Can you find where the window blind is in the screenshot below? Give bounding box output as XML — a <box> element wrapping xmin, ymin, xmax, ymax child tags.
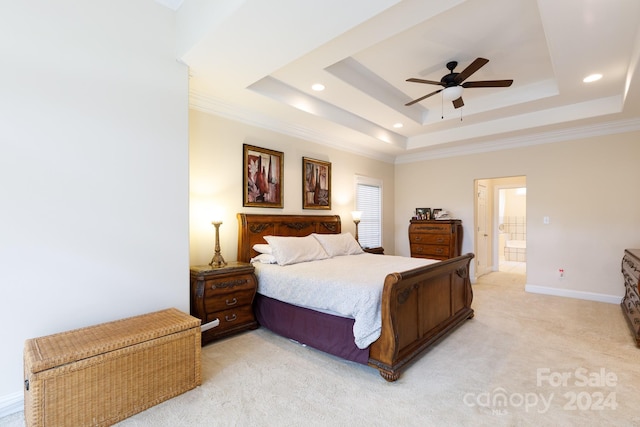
<box><xmin>355</xmin><ymin>177</ymin><xmax>382</xmax><ymax>248</ymax></box>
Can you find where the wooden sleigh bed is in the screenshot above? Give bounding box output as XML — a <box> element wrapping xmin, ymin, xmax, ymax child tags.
<box><xmin>237</xmin><ymin>213</ymin><xmax>474</xmax><ymax>381</ymax></box>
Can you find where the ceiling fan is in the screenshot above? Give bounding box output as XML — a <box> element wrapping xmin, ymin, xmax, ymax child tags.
<box><xmin>405</xmin><ymin>57</ymin><xmax>513</xmax><ymax>108</ymax></box>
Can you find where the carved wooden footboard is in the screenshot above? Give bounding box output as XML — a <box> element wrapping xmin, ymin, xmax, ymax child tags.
<box><xmin>237</xmin><ymin>213</ymin><xmax>474</xmax><ymax>381</ymax></box>
<box><xmin>368</xmin><ymin>253</ymin><xmax>474</xmax><ymax>381</ymax></box>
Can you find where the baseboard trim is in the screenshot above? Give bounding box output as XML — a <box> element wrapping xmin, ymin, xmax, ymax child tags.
<box><xmin>0</xmin><ymin>391</ymin><xmax>23</xmax><ymax>419</ymax></box>
<box><xmin>525</xmin><ymin>284</ymin><xmax>622</xmax><ymax>304</ymax></box>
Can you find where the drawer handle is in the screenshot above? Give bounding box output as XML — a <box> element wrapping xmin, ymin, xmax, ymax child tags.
<box><xmin>436</xmin><ymin>238</ymin><xmax>444</xmax><ymax>243</ymax></box>
<box><xmin>225</xmin><ymin>313</ymin><xmax>237</xmax><ymax>322</ymax></box>
<box><xmin>415</xmin><ymin>236</ymin><xmax>422</xmax><ymax>241</ymax></box>
<box><xmin>225</xmin><ymin>297</ymin><xmax>238</xmax><ymax>306</ymax></box>
<box><xmin>435</xmin><ymin>248</ymin><xmax>443</xmax><ymax>254</ymax></box>
<box><xmin>416</xmin><ymin>247</ymin><xmax>423</xmax><ymax>252</ymax></box>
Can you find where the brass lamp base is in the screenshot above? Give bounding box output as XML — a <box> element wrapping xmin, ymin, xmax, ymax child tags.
<box><xmin>208</xmin><ymin>221</ymin><xmax>227</xmax><ymax>268</ymax></box>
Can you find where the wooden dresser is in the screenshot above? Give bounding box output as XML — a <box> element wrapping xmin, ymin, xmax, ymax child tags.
<box><xmin>190</xmin><ymin>262</ymin><xmax>258</xmax><ymax>345</ymax></box>
<box><xmin>409</xmin><ymin>219</ymin><xmax>462</xmax><ymax>260</ymax></box>
<box><xmin>621</xmin><ymin>249</ymin><xmax>640</xmax><ymax>346</ymax></box>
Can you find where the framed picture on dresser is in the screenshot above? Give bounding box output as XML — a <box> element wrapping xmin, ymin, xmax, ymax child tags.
<box><xmin>416</xmin><ymin>207</ymin><xmax>431</xmax><ymax>220</ymax></box>
<box><xmin>243</xmin><ymin>144</ymin><xmax>283</xmax><ymax>208</ymax></box>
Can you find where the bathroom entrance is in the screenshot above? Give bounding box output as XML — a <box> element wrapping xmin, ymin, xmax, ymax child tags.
<box><xmin>474</xmin><ymin>176</ymin><xmax>526</xmax><ymax>279</ymax></box>
<box><xmin>497</xmin><ymin>185</ymin><xmax>527</xmax><ymax>275</ymax></box>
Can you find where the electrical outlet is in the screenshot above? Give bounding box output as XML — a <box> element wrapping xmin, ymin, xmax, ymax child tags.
<box><xmin>558</xmin><ymin>268</ymin><xmax>564</xmax><ymax>279</ymax></box>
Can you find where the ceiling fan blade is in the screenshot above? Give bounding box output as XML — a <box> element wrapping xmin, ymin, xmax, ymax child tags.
<box><xmin>406</xmin><ymin>78</ymin><xmax>445</xmax><ymax>86</ymax></box>
<box><xmin>405</xmin><ymin>89</ymin><xmax>443</xmax><ymax>106</ymax></box>
<box><xmin>462</xmin><ymin>80</ymin><xmax>513</xmax><ymax>88</ymax></box>
<box><xmin>452</xmin><ymin>97</ymin><xmax>464</xmax><ymax>109</ymax></box>
<box><xmin>454</xmin><ymin>57</ymin><xmax>489</xmax><ymax>84</ymax></box>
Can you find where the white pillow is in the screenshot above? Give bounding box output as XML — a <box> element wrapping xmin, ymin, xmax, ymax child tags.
<box><xmin>252</xmin><ymin>243</ymin><xmax>272</xmax><ymax>254</ymax></box>
<box><xmin>312</xmin><ymin>233</ymin><xmax>364</xmax><ymax>257</ymax></box>
<box><xmin>263</xmin><ymin>235</ymin><xmax>329</xmax><ymax>266</ymax></box>
<box><xmin>250</xmin><ymin>253</ymin><xmax>278</xmax><ymax>264</ymax></box>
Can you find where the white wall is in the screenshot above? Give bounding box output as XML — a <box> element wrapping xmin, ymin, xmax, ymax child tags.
<box><xmin>0</xmin><ymin>0</ymin><xmax>189</xmax><ymax>410</ymax></box>
<box><xmin>395</xmin><ymin>134</ymin><xmax>640</xmax><ymax>300</ymax></box>
<box><xmin>188</xmin><ymin>110</ymin><xmax>396</xmax><ymax>265</ymax></box>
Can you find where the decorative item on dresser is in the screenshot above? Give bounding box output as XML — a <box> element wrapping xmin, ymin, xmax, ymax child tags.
<box><xmin>190</xmin><ymin>262</ymin><xmax>258</xmax><ymax>345</ymax></box>
<box><xmin>409</xmin><ymin>219</ymin><xmax>462</xmax><ymax>260</ymax></box>
<box><xmin>621</xmin><ymin>249</ymin><xmax>640</xmax><ymax>346</ymax></box>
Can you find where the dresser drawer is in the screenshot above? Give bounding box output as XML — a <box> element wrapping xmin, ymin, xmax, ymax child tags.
<box><xmin>409</xmin><ymin>233</ymin><xmax>451</xmax><ymax>245</ymax></box>
<box><xmin>410</xmin><ymin>244</ymin><xmax>450</xmax><ymax>258</ymax></box>
<box><xmin>623</xmin><ymin>253</ymin><xmax>640</xmax><ymax>283</ymax></box>
<box><xmin>204</xmin><ymin>287</ymin><xmax>255</xmax><ymax>313</ymax></box>
<box><xmin>409</xmin><ymin>223</ymin><xmax>452</xmax><ymax>234</ymax></box>
<box><xmin>205</xmin><ymin>306</ymin><xmax>255</xmax><ymax>333</ymax></box>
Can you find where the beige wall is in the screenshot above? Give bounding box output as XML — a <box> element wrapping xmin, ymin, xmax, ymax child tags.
<box><xmin>189</xmin><ymin>110</ymin><xmax>396</xmax><ymax>265</ymax></box>
<box><xmin>190</xmin><ymin>111</ymin><xmax>640</xmax><ymax>301</ymax></box>
<box><xmin>395</xmin><ymin>133</ymin><xmax>640</xmax><ymax>300</ymax></box>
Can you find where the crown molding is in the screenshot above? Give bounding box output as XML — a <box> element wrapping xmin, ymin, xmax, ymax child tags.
<box><xmin>189</xmin><ymin>90</ymin><xmax>396</xmax><ymax>163</ymax></box>
<box><xmin>190</xmin><ymin>90</ymin><xmax>640</xmax><ymax>165</ymax></box>
<box><xmin>394</xmin><ymin>117</ymin><xmax>640</xmax><ymax>163</ymax></box>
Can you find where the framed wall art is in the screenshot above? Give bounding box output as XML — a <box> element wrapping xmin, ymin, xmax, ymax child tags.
<box><xmin>302</xmin><ymin>157</ymin><xmax>331</xmax><ymax>210</ymax></box>
<box><xmin>243</xmin><ymin>144</ymin><xmax>283</xmax><ymax>208</ymax></box>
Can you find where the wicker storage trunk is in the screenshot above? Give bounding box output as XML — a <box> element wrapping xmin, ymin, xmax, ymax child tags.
<box><xmin>24</xmin><ymin>308</ymin><xmax>201</xmax><ymax>427</ymax></box>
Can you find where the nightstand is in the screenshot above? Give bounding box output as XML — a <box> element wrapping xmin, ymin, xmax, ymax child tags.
<box><xmin>363</xmin><ymin>247</ymin><xmax>385</xmax><ymax>255</ymax></box>
<box><xmin>190</xmin><ymin>261</ymin><xmax>258</xmax><ymax>345</ymax></box>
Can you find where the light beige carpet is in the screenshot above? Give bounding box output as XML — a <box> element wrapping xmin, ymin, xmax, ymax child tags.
<box><xmin>3</xmin><ymin>272</ymin><xmax>639</xmax><ymax>426</ymax></box>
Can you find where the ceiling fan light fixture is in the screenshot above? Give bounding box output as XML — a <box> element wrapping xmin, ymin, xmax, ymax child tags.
<box><xmin>443</xmin><ymin>85</ymin><xmax>463</xmax><ymax>101</ymax></box>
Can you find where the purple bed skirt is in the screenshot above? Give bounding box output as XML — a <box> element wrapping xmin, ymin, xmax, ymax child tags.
<box><xmin>254</xmin><ymin>293</ymin><xmax>370</xmax><ymax>365</ymax></box>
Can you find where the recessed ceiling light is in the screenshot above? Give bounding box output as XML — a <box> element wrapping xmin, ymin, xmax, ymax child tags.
<box><xmin>311</xmin><ymin>83</ymin><xmax>325</xmax><ymax>91</ymax></box>
<box><xmin>393</xmin><ymin>123</ymin><xmax>403</xmax><ymax>128</ymax></box>
<box><xmin>583</xmin><ymin>73</ymin><xmax>602</xmax><ymax>83</ymax></box>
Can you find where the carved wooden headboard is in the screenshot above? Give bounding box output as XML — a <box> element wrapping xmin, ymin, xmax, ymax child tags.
<box><xmin>236</xmin><ymin>213</ymin><xmax>342</xmax><ymax>262</ymax></box>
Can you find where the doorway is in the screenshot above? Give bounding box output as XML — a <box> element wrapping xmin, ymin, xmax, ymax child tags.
<box><xmin>474</xmin><ymin>176</ymin><xmax>527</xmax><ymax>279</ymax></box>
<box><xmin>497</xmin><ymin>186</ymin><xmax>527</xmax><ymax>275</ymax></box>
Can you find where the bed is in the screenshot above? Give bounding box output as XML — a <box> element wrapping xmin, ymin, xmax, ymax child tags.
<box><xmin>237</xmin><ymin>213</ymin><xmax>474</xmax><ymax>381</ymax></box>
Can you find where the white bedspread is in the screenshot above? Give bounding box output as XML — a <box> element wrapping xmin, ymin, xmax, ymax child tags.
<box><xmin>253</xmin><ymin>253</ymin><xmax>438</xmax><ymax>349</ymax></box>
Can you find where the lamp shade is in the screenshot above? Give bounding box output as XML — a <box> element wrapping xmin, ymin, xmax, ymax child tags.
<box><xmin>351</xmin><ymin>211</ymin><xmax>362</xmax><ymax>221</ymax></box>
<box><xmin>442</xmin><ymin>85</ymin><xmax>463</xmax><ymax>101</ymax></box>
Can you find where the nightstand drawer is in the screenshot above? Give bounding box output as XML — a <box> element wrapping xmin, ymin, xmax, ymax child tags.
<box><xmin>205</xmin><ymin>273</ymin><xmax>256</xmax><ymax>292</ymax></box>
<box><xmin>206</xmin><ymin>306</ymin><xmax>255</xmax><ymax>333</ymax></box>
<box><xmin>204</xmin><ymin>287</ymin><xmax>255</xmax><ymax>313</ymax></box>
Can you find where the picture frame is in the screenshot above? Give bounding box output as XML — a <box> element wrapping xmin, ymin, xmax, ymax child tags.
<box><xmin>243</xmin><ymin>144</ymin><xmax>283</xmax><ymax>208</ymax></box>
<box><xmin>302</xmin><ymin>157</ymin><xmax>331</xmax><ymax>210</ymax></box>
<box><xmin>432</xmin><ymin>208</ymin><xmax>442</xmax><ymax>219</ymax></box>
<box><xmin>415</xmin><ymin>207</ymin><xmax>431</xmax><ymax>220</ymax></box>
